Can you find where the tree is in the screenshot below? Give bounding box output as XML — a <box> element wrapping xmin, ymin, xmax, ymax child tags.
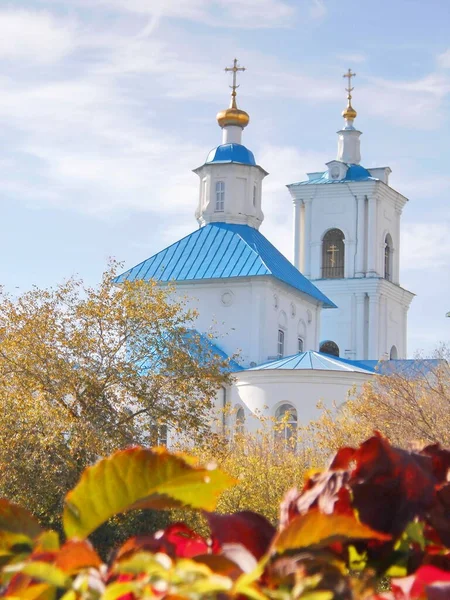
<box><xmin>303</xmin><ymin>349</ymin><xmax>450</xmax><ymax>457</ymax></box>
<box><xmin>0</xmin><ymin>261</ymin><xmax>231</xmax><ymax>526</ymax></box>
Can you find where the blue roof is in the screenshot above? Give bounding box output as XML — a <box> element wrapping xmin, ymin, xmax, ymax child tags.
<box><xmin>358</xmin><ymin>359</ymin><xmax>447</xmax><ymax>378</ymax></box>
<box><xmin>184</xmin><ymin>330</ymin><xmax>243</xmax><ymax>373</ymax></box>
<box><xmin>245</xmin><ymin>351</ymin><xmax>375</xmax><ymax>374</ymax></box>
<box><xmin>205</xmin><ymin>143</ymin><xmax>256</xmax><ymax>166</ymax></box>
<box><xmin>290</xmin><ymin>163</ymin><xmax>376</xmax><ymax>186</ymax></box>
<box><xmin>137</xmin><ymin>329</ymin><xmax>243</xmax><ymax>376</ymax></box>
<box><xmin>114</xmin><ymin>222</ymin><xmax>336</xmax><ymax>308</ymax></box>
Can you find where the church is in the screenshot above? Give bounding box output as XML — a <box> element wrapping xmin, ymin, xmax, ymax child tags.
<box><xmin>114</xmin><ymin>61</ymin><xmax>416</xmax><ymax>434</ymax></box>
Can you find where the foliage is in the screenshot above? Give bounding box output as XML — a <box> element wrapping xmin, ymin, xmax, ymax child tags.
<box><xmin>303</xmin><ymin>353</ymin><xmax>450</xmax><ymax>458</ymax></box>
<box><xmin>1</xmin><ymin>435</ymin><xmax>450</xmax><ymax>598</ymax></box>
<box><xmin>175</xmin><ymin>423</ymin><xmax>320</xmax><ymax>527</ymax></box>
<box><xmin>0</xmin><ymin>262</ymin><xmax>231</xmax><ymax>528</ymax></box>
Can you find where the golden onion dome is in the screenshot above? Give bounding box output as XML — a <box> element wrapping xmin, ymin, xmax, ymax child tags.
<box><xmin>217</xmin><ymin>93</ymin><xmax>249</xmax><ymax>128</ymax></box>
<box><xmin>342</xmin><ymin>101</ymin><xmax>357</xmax><ymax>120</ymax></box>
<box><xmin>217</xmin><ymin>106</ymin><xmax>250</xmax><ymax>128</ymax></box>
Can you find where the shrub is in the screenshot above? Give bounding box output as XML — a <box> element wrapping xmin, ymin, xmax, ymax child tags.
<box><xmin>1</xmin><ymin>434</ymin><xmax>450</xmax><ymax>599</ymax></box>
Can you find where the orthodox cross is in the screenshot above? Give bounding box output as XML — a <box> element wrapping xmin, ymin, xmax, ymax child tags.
<box><xmin>225</xmin><ymin>58</ymin><xmax>246</xmax><ymax>107</ymax></box>
<box><xmin>327</xmin><ymin>244</ymin><xmax>339</xmax><ymax>267</ymax></box>
<box><xmin>343</xmin><ymin>68</ymin><xmax>356</xmax><ymax>100</ymax></box>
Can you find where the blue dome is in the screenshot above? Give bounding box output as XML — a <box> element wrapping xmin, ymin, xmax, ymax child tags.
<box><xmin>206</xmin><ymin>143</ymin><xmax>256</xmax><ymax>166</ymax></box>
<box><xmin>345</xmin><ymin>164</ymin><xmax>372</xmax><ymax>181</ymax></box>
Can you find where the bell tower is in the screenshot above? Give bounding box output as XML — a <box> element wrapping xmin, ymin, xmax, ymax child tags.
<box><xmin>287</xmin><ymin>71</ymin><xmax>414</xmax><ymax>360</ymax></box>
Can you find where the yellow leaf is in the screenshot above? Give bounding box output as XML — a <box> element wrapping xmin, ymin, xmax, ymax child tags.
<box><xmin>273</xmin><ymin>510</ymin><xmax>390</xmax><ymax>552</ymax></box>
<box><xmin>63</xmin><ymin>447</ymin><xmax>236</xmax><ymax>539</ymax></box>
<box><xmin>21</xmin><ymin>562</ymin><xmax>69</xmax><ymax>589</ymax></box>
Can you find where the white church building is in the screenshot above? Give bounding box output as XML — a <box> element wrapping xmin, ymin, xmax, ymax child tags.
<box><xmin>115</xmin><ymin>62</ymin><xmax>416</xmax><ymax>434</ymax></box>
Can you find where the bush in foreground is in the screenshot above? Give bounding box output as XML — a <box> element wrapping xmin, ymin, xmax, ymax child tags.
<box><xmin>1</xmin><ymin>434</ymin><xmax>450</xmax><ymax>599</ymax></box>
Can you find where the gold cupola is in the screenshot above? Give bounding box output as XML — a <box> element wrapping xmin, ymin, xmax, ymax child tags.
<box><xmin>342</xmin><ymin>68</ymin><xmax>357</xmax><ymax>121</ymax></box>
<box><xmin>217</xmin><ymin>96</ymin><xmax>250</xmax><ymax>128</ymax></box>
<box><xmin>342</xmin><ymin>100</ymin><xmax>357</xmax><ymax>121</ymax></box>
<box><xmin>217</xmin><ymin>59</ymin><xmax>250</xmax><ymax>129</ymax></box>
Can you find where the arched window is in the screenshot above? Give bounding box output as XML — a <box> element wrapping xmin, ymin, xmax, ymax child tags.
<box><xmin>277</xmin><ymin>329</ymin><xmax>285</xmax><ymax>359</ymax></box>
<box><xmin>298</xmin><ymin>337</ymin><xmax>304</xmax><ymax>352</ymax></box>
<box><xmin>390</xmin><ymin>345</ymin><xmax>398</xmax><ymax>359</ymax></box>
<box><xmin>215</xmin><ymin>181</ymin><xmax>225</xmax><ymax>212</ymax></box>
<box><xmin>235</xmin><ymin>407</ymin><xmax>245</xmax><ymax>435</ymax></box>
<box><xmin>320</xmin><ymin>340</ymin><xmax>340</xmax><ymax>357</ymax></box>
<box><xmin>384</xmin><ymin>234</ymin><xmax>393</xmax><ymax>281</ymax></box>
<box><xmin>253</xmin><ymin>184</ymin><xmax>257</xmax><ymax>207</ymax></box>
<box><xmin>322</xmin><ymin>229</ymin><xmax>345</xmax><ymax>278</ymax></box>
<box><xmin>275</xmin><ymin>403</ymin><xmax>297</xmax><ymax>442</ymax></box>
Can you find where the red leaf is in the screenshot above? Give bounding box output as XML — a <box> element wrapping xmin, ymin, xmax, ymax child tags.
<box><xmin>391</xmin><ymin>566</ymin><xmax>450</xmax><ymax>599</ymax></box>
<box><xmin>116</xmin><ymin>523</ymin><xmax>214</xmax><ymax>561</ymax></box>
<box><xmin>206</xmin><ymin>511</ymin><xmax>275</xmax><ymax>560</ymax></box>
<box><xmin>421</xmin><ymin>444</ymin><xmax>450</xmax><ymax>483</ymax></box>
<box><xmin>279</xmin><ymin>471</ymin><xmax>353</xmax><ymax>529</ymax></box>
<box><xmin>330</xmin><ymin>446</ymin><xmax>356</xmax><ymax>469</ymax></box>
<box><xmin>350</xmin><ymin>434</ymin><xmax>437</xmax><ymax>535</ymax></box>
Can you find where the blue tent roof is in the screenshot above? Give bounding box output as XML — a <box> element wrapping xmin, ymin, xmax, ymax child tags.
<box><xmin>245</xmin><ymin>351</ymin><xmax>376</xmax><ymax>374</ymax></box>
<box><xmin>205</xmin><ymin>143</ymin><xmax>256</xmax><ymax>166</ymax></box>
<box><xmin>114</xmin><ymin>222</ymin><xmax>336</xmax><ymax>308</ymax></box>
<box><xmin>290</xmin><ymin>163</ymin><xmax>376</xmax><ymax>186</ymax></box>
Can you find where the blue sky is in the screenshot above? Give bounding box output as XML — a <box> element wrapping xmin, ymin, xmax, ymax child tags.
<box><xmin>0</xmin><ymin>0</ymin><xmax>449</xmax><ymax>356</ymax></box>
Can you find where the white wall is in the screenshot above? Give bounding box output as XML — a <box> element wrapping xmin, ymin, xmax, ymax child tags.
<box><xmin>174</xmin><ymin>277</ymin><xmax>321</xmax><ymax>367</ymax></box>
<box><xmin>228</xmin><ymin>369</ymin><xmax>373</xmax><ymax>429</ymax></box>
<box><xmin>194</xmin><ymin>162</ymin><xmax>267</xmax><ymax>229</ymax></box>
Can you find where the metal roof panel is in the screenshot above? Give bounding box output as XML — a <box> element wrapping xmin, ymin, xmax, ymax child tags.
<box><xmin>114</xmin><ymin>223</ymin><xmax>336</xmax><ymax>308</ymax></box>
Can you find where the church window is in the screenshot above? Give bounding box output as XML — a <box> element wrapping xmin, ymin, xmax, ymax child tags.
<box><xmin>215</xmin><ymin>181</ymin><xmax>225</xmax><ymax>212</ymax></box>
<box><xmin>253</xmin><ymin>184</ymin><xmax>257</xmax><ymax>207</ymax></box>
<box><xmin>298</xmin><ymin>337</ymin><xmax>304</xmax><ymax>353</ymax></box>
<box><xmin>275</xmin><ymin>403</ymin><xmax>297</xmax><ymax>443</ymax></box>
<box><xmin>277</xmin><ymin>329</ymin><xmax>285</xmax><ymax>359</ymax></box>
<box><xmin>322</xmin><ymin>229</ymin><xmax>345</xmax><ymax>278</ymax></box>
<box><xmin>320</xmin><ymin>340</ymin><xmax>340</xmax><ymax>357</ymax></box>
<box><xmin>384</xmin><ymin>234</ymin><xmax>393</xmax><ymax>281</ymax></box>
<box><xmin>235</xmin><ymin>407</ymin><xmax>245</xmax><ymax>435</ymax></box>
<box><xmin>390</xmin><ymin>345</ymin><xmax>398</xmax><ymax>359</ymax></box>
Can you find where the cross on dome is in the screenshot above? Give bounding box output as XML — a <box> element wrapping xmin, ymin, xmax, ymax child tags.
<box><xmin>342</xmin><ymin>68</ymin><xmax>357</xmax><ymax>121</ymax></box>
<box><xmin>216</xmin><ymin>58</ymin><xmax>250</xmax><ymax>130</ymax></box>
<box><xmin>225</xmin><ymin>58</ymin><xmax>246</xmax><ymax>109</ymax></box>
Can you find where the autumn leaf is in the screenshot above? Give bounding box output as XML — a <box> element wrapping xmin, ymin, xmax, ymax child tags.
<box><xmin>63</xmin><ymin>447</ymin><xmax>236</xmax><ymax>539</ymax></box>
<box><xmin>55</xmin><ymin>540</ymin><xmax>102</xmax><ymax>573</ymax></box>
<box><xmin>0</xmin><ymin>499</ymin><xmax>42</xmax><ymax>539</ymax></box>
<box><xmin>273</xmin><ymin>509</ymin><xmax>390</xmax><ymax>553</ymax></box>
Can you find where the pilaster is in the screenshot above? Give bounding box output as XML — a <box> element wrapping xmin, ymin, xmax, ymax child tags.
<box><xmin>355</xmin><ymin>195</ymin><xmax>366</xmax><ymax>277</ymax></box>
<box><xmin>367</xmin><ymin>195</ymin><xmax>379</xmax><ymax>277</ymax></box>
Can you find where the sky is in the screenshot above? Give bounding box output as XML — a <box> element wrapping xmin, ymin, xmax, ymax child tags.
<box><xmin>0</xmin><ymin>0</ymin><xmax>449</xmax><ymax>356</ymax></box>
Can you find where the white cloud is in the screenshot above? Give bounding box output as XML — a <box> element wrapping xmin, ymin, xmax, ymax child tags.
<box><xmin>0</xmin><ymin>9</ymin><xmax>76</xmax><ymax>63</ymax></box>
<box><xmin>357</xmin><ymin>73</ymin><xmax>450</xmax><ymax>128</ymax></box>
<box><xmin>437</xmin><ymin>48</ymin><xmax>450</xmax><ymax>69</ymax></box>
<box><xmin>401</xmin><ymin>223</ymin><xmax>450</xmax><ymax>270</ymax></box>
<box><xmin>71</xmin><ymin>0</ymin><xmax>296</xmax><ymax>29</ymax></box>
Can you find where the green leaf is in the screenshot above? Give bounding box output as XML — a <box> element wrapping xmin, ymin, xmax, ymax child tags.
<box><xmin>103</xmin><ymin>582</ymin><xmax>138</xmax><ymax>600</ymax></box>
<box><xmin>273</xmin><ymin>510</ymin><xmax>391</xmax><ymax>553</ymax></box>
<box><xmin>0</xmin><ymin>499</ymin><xmax>42</xmax><ymax>539</ymax></box>
<box><xmin>21</xmin><ymin>562</ymin><xmax>70</xmax><ymax>589</ymax></box>
<box><xmin>63</xmin><ymin>447</ymin><xmax>236</xmax><ymax>539</ymax></box>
